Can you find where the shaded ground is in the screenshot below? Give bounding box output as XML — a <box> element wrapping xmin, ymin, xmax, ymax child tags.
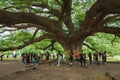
<box><xmin>0</xmin><ymin>61</ymin><xmax>120</xmax><ymax>80</ymax></box>
<box><xmin>0</xmin><ymin>60</ymin><xmax>26</xmax><ymax>78</ymax></box>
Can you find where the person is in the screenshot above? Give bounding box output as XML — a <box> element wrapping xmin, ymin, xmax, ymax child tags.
<box><xmin>0</xmin><ymin>54</ymin><xmax>4</xmax><ymax>61</ymax></box>
<box><xmin>94</xmin><ymin>52</ymin><xmax>100</xmax><ymax>65</ymax></box>
<box><xmin>44</xmin><ymin>51</ymin><xmax>50</xmax><ymax>66</ymax></box>
<box><xmin>57</xmin><ymin>51</ymin><xmax>63</xmax><ymax>66</ymax></box>
<box><xmin>102</xmin><ymin>51</ymin><xmax>107</xmax><ymax>65</ymax></box>
<box><xmin>75</xmin><ymin>52</ymin><xmax>80</xmax><ymax>62</ymax></box>
<box><xmin>83</xmin><ymin>53</ymin><xmax>86</xmax><ymax>66</ymax></box>
<box><xmin>88</xmin><ymin>52</ymin><xmax>92</xmax><ymax>66</ymax></box>
<box><xmin>24</xmin><ymin>53</ymin><xmax>28</xmax><ymax>64</ymax></box>
<box><xmin>26</xmin><ymin>54</ymin><xmax>30</xmax><ymax>65</ymax></box>
<box><xmin>99</xmin><ymin>52</ymin><xmax>102</xmax><ymax>61</ymax></box>
<box><xmin>69</xmin><ymin>50</ymin><xmax>74</xmax><ymax>65</ymax></box>
<box><xmin>80</xmin><ymin>53</ymin><xmax>86</xmax><ymax>66</ymax></box>
<box><xmin>21</xmin><ymin>53</ymin><xmax>25</xmax><ymax>64</ymax></box>
<box><xmin>33</xmin><ymin>53</ymin><xmax>38</xmax><ymax>70</ymax></box>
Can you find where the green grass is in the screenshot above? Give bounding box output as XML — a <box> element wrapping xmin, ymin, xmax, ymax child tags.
<box><xmin>107</xmin><ymin>55</ymin><xmax>120</xmax><ymax>61</ymax></box>
<box><xmin>2</xmin><ymin>57</ymin><xmax>21</xmax><ymax>61</ymax></box>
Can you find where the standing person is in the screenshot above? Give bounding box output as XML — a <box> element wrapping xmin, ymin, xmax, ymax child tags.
<box><xmin>94</xmin><ymin>52</ymin><xmax>100</xmax><ymax>65</ymax></box>
<box><xmin>45</xmin><ymin>51</ymin><xmax>50</xmax><ymax>66</ymax></box>
<box><xmin>69</xmin><ymin>50</ymin><xmax>74</xmax><ymax>65</ymax></box>
<box><xmin>21</xmin><ymin>53</ymin><xmax>25</xmax><ymax>64</ymax></box>
<box><xmin>83</xmin><ymin>53</ymin><xmax>86</xmax><ymax>66</ymax></box>
<box><xmin>0</xmin><ymin>54</ymin><xmax>4</xmax><ymax>61</ymax></box>
<box><xmin>26</xmin><ymin>54</ymin><xmax>30</xmax><ymax>65</ymax></box>
<box><xmin>57</xmin><ymin>51</ymin><xmax>63</xmax><ymax>66</ymax></box>
<box><xmin>102</xmin><ymin>51</ymin><xmax>107</xmax><ymax>65</ymax></box>
<box><xmin>88</xmin><ymin>52</ymin><xmax>92</xmax><ymax>66</ymax></box>
<box><xmin>80</xmin><ymin>53</ymin><xmax>86</xmax><ymax>66</ymax></box>
<box><xmin>33</xmin><ymin>53</ymin><xmax>38</xmax><ymax>70</ymax></box>
<box><xmin>24</xmin><ymin>53</ymin><xmax>28</xmax><ymax>64</ymax></box>
<box><xmin>99</xmin><ymin>52</ymin><xmax>102</xmax><ymax>61</ymax></box>
<box><xmin>79</xmin><ymin>52</ymin><xmax>84</xmax><ymax>66</ymax></box>
<box><xmin>104</xmin><ymin>51</ymin><xmax>107</xmax><ymax>63</ymax></box>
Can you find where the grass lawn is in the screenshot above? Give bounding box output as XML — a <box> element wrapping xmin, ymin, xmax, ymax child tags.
<box><xmin>2</xmin><ymin>56</ymin><xmax>21</xmax><ymax>61</ymax></box>
<box><xmin>3</xmin><ymin>58</ymin><xmax>21</xmax><ymax>60</ymax></box>
<box><xmin>107</xmin><ymin>55</ymin><xmax>120</xmax><ymax>61</ymax></box>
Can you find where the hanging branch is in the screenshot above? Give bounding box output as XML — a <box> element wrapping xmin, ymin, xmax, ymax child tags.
<box><xmin>56</xmin><ymin>0</ymin><xmax>63</xmax><ymax>7</ymax></box>
<box><xmin>34</xmin><ymin>40</ymin><xmax>56</xmax><ymax>50</ymax></box>
<box><xmin>111</xmin><ymin>35</ymin><xmax>117</xmax><ymax>45</ymax></box>
<box><xmin>31</xmin><ymin>28</ymin><xmax>39</xmax><ymax>39</ymax></box>
<box><xmin>83</xmin><ymin>43</ymin><xmax>98</xmax><ymax>52</ymax></box>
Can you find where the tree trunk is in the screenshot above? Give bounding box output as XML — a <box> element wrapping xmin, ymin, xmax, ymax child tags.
<box><xmin>60</xmin><ymin>37</ymin><xmax>85</xmax><ymax>53</ymax></box>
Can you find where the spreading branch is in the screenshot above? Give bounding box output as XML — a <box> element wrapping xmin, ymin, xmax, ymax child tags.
<box><xmin>97</xmin><ymin>26</ymin><xmax>120</xmax><ymax>37</ymax></box>
<box><xmin>59</xmin><ymin>0</ymin><xmax>74</xmax><ymax>33</ymax></box>
<box><xmin>73</xmin><ymin>0</ymin><xmax>120</xmax><ymax>43</ymax></box>
<box><xmin>99</xmin><ymin>14</ymin><xmax>120</xmax><ymax>25</ymax></box>
<box><xmin>0</xmin><ymin>10</ymin><xmax>65</xmax><ymax>38</ymax></box>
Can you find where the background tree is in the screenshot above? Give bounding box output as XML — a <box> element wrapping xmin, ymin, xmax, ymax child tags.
<box><xmin>0</xmin><ymin>0</ymin><xmax>120</xmax><ymax>54</ymax></box>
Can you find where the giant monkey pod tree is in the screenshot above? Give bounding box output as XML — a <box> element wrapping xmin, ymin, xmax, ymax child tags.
<box><xmin>0</xmin><ymin>0</ymin><xmax>120</xmax><ymax>52</ymax></box>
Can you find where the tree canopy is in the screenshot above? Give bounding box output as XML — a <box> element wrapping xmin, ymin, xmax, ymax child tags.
<box><xmin>0</xmin><ymin>0</ymin><xmax>120</xmax><ymax>55</ymax></box>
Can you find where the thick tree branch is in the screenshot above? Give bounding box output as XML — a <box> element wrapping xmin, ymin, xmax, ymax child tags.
<box><xmin>60</xmin><ymin>0</ymin><xmax>74</xmax><ymax>33</ymax></box>
<box><xmin>97</xmin><ymin>26</ymin><xmax>120</xmax><ymax>37</ymax></box>
<box><xmin>86</xmin><ymin>0</ymin><xmax>120</xmax><ymax>18</ymax></box>
<box><xmin>99</xmin><ymin>14</ymin><xmax>120</xmax><ymax>25</ymax></box>
<box><xmin>0</xmin><ymin>10</ymin><xmax>55</xmax><ymax>28</ymax></box>
<box><xmin>73</xmin><ymin>0</ymin><xmax>120</xmax><ymax>43</ymax></box>
<box><xmin>0</xmin><ymin>10</ymin><xmax>65</xmax><ymax>38</ymax></box>
<box><xmin>82</xmin><ymin>0</ymin><xmax>120</xmax><ymax>29</ymax></box>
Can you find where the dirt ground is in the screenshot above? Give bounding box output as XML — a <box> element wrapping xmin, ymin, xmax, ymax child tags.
<box><xmin>0</xmin><ymin>60</ymin><xmax>120</xmax><ymax>80</ymax></box>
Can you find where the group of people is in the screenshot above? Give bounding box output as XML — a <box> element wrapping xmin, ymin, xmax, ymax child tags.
<box><xmin>92</xmin><ymin>51</ymin><xmax>107</xmax><ymax>65</ymax></box>
<box><xmin>21</xmin><ymin>53</ymin><xmax>39</xmax><ymax>66</ymax></box>
<box><xmin>21</xmin><ymin>51</ymin><xmax>64</xmax><ymax>69</ymax></box>
<box><xmin>68</xmin><ymin>51</ymin><xmax>107</xmax><ymax>66</ymax></box>
<box><xmin>21</xmin><ymin>51</ymin><xmax>107</xmax><ymax>69</ymax></box>
<box><xmin>68</xmin><ymin>50</ymin><xmax>86</xmax><ymax>66</ymax></box>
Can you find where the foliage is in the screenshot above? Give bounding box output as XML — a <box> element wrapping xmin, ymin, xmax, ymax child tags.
<box><xmin>85</xmin><ymin>33</ymin><xmax>120</xmax><ymax>55</ymax></box>
<box><xmin>0</xmin><ymin>0</ymin><xmax>120</xmax><ymax>56</ymax></box>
